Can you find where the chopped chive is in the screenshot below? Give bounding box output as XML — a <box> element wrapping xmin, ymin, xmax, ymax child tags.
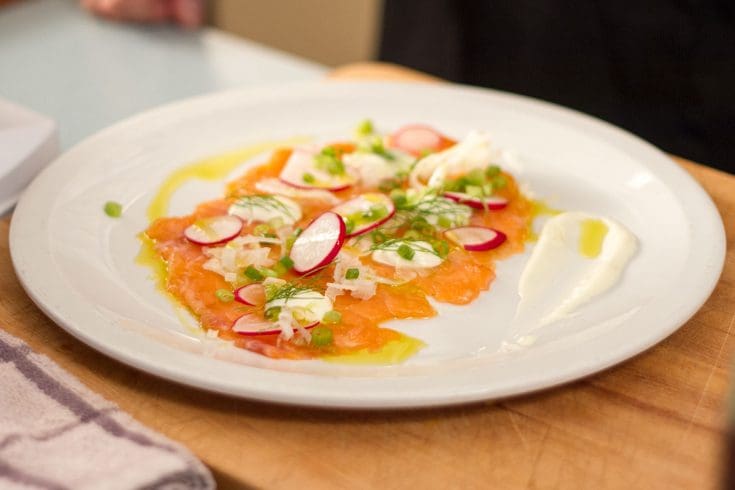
<box><xmin>410</xmin><ymin>216</ymin><xmax>427</xmax><ymax>228</ymax></box>
<box><xmin>465</xmin><ymin>169</ymin><xmax>485</xmax><ymax>186</ymax></box>
<box><xmin>390</xmin><ymin>189</ymin><xmax>407</xmax><ymax>208</ymax></box>
<box><xmin>253</xmin><ymin>223</ymin><xmax>270</xmax><ymax>236</ymax></box>
<box><xmin>432</xmin><ymin>240</ymin><xmax>450</xmax><ymax>257</ymax></box>
<box><xmin>321</xmin><ymin>146</ymin><xmax>337</xmax><ymax>157</ymax></box>
<box><xmin>370</xmin><ymin>139</ymin><xmax>392</xmax><ymax>159</ymax></box>
<box><xmin>322</xmin><ymin>310</ymin><xmax>342</xmax><ymax>325</ymax></box>
<box><xmin>310</xmin><ymin>326</ymin><xmax>334</xmax><ymax>346</ymax></box>
<box><xmin>215</xmin><ymin>289</ymin><xmax>234</xmax><ymax>302</ymax></box>
<box><xmin>244</xmin><ymin>265</ymin><xmax>264</xmax><ymax>281</ymax></box>
<box><xmin>279</xmin><ymin>256</ymin><xmax>294</xmax><ymax>270</ymax></box>
<box><xmin>456</xmin><ymin>176</ymin><xmax>470</xmax><ymax>191</ymax></box>
<box><xmin>378</xmin><ymin>178</ymin><xmax>400</xmax><ymax>192</ymax></box>
<box><xmin>437</xmin><ymin>215</ymin><xmax>452</xmax><ymax>228</ymax></box>
<box><xmin>302</xmin><ymin>173</ymin><xmax>316</xmax><ymax>184</ymax></box>
<box><xmin>420</xmin><ymin>222</ymin><xmax>436</xmax><ymax>233</ymax></box>
<box><xmin>402</xmin><ymin>230</ymin><xmax>422</xmax><ymax>240</ymax></box>
<box><xmin>264</xmin><ymin>306</ymin><xmax>282</xmax><ymax>322</ymax></box>
<box><xmin>410</xmin><ymin>216</ymin><xmax>434</xmax><ymax>233</ymax></box>
<box><xmin>492</xmin><ymin>175</ymin><xmax>508</xmax><ymax>189</ymax></box>
<box><xmin>443</xmin><ymin>179</ymin><xmax>461</xmax><ymax>192</ymax></box>
<box><xmin>273</xmin><ymin>257</ymin><xmax>293</xmax><ymax>276</ymax></box>
<box><xmin>260</xmin><ymin>268</ymin><xmax>279</xmax><ymax>278</ymax></box>
<box><xmin>358</xmin><ymin>133</ymin><xmax>395</xmax><ymax>160</ymax></box>
<box><xmin>466</xmin><ymin>185</ymin><xmax>484</xmax><ymax>198</ymax></box>
<box><xmin>286</xmin><ymin>228</ymin><xmax>302</xmax><ymax>251</ymax></box>
<box><xmin>315</xmin><ymin>147</ymin><xmax>345</xmax><ymax>175</ymax></box>
<box><xmin>397</xmin><ymin>243</ymin><xmax>415</xmax><ymax>260</ymax></box>
<box><xmin>371</xmin><ymin>230</ymin><xmax>388</xmax><ymax>244</ymax></box>
<box><xmin>345</xmin><ymin>268</ymin><xmax>360</xmax><ymax>280</ymax></box>
<box><xmin>344</xmin><ymin>218</ymin><xmax>355</xmax><ymax>235</ymax></box>
<box><xmin>485</xmin><ymin>165</ymin><xmax>501</xmax><ymax>178</ymax></box>
<box><xmin>356</xmin><ymin>119</ymin><xmax>374</xmax><ymax>136</ymax></box>
<box><xmin>366</xmin><ymin>204</ymin><xmax>388</xmax><ymax>220</ymax></box>
<box><xmin>103</xmin><ymin>201</ymin><xmax>122</xmax><ymax>218</ymax></box>
<box><xmin>326</xmin><ymin>159</ymin><xmax>345</xmax><ymax>175</ymax></box>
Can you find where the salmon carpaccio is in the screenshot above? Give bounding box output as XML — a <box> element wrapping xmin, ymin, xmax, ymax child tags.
<box><xmin>145</xmin><ymin>143</ymin><xmax>533</xmax><ymax>360</ymax></box>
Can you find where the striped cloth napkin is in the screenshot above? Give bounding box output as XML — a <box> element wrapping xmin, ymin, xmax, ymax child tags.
<box><xmin>0</xmin><ymin>329</ymin><xmax>214</xmax><ymax>489</ymax></box>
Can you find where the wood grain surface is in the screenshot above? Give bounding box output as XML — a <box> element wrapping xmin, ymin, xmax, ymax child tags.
<box><xmin>2</xmin><ymin>63</ymin><xmax>733</xmax><ymax>490</ymax></box>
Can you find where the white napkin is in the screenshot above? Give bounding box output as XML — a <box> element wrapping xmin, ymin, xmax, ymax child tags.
<box><xmin>0</xmin><ymin>98</ymin><xmax>58</xmax><ymax>215</ymax></box>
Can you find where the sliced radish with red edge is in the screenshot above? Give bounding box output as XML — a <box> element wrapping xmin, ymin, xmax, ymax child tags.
<box><xmin>389</xmin><ymin>124</ymin><xmax>444</xmax><ymax>156</ymax></box>
<box><xmin>444</xmin><ymin>191</ymin><xmax>508</xmax><ymax>210</ymax></box>
<box><xmin>234</xmin><ymin>284</ymin><xmax>266</xmax><ymax>306</ymax></box>
<box><xmin>231</xmin><ymin>313</ymin><xmax>318</xmax><ymax>336</ymax></box>
<box><xmin>183</xmin><ymin>215</ymin><xmax>242</xmax><ymax>245</ymax></box>
<box><xmin>445</xmin><ymin>226</ymin><xmax>507</xmax><ymax>251</ymax></box>
<box><xmin>331</xmin><ymin>193</ymin><xmax>395</xmax><ymax>237</ymax></box>
<box><xmin>279</xmin><ymin>148</ymin><xmax>356</xmax><ymax>192</ymax></box>
<box><xmin>289</xmin><ymin>211</ymin><xmax>346</xmax><ymax>274</ymax></box>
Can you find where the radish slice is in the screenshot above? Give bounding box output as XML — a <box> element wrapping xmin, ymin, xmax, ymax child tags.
<box><xmin>255</xmin><ymin>178</ymin><xmax>340</xmax><ymax>205</ymax></box>
<box><xmin>231</xmin><ymin>313</ymin><xmax>318</xmax><ymax>336</ymax></box>
<box><xmin>234</xmin><ymin>284</ymin><xmax>266</xmax><ymax>306</ymax></box>
<box><xmin>443</xmin><ymin>191</ymin><xmax>509</xmax><ymax>210</ymax></box>
<box><xmin>389</xmin><ymin>124</ymin><xmax>443</xmax><ymax>156</ymax></box>
<box><xmin>289</xmin><ymin>211</ymin><xmax>346</xmax><ymax>274</ymax></box>
<box><xmin>279</xmin><ymin>148</ymin><xmax>356</xmax><ymax>191</ymax></box>
<box><xmin>445</xmin><ymin>226</ymin><xmax>507</xmax><ymax>251</ymax></box>
<box><xmin>183</xmin><ymin>215</ymin><xmax>242</xmax><ymax>245</ymax></box>
<box><xmin>331</xmin><ymin>193</ymin><xmax>396</xmax><ymax>237</ymax></box>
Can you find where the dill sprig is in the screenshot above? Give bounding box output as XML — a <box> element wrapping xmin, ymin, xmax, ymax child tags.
<box><xmin>231</xmin><ymin>195</ymin><xmax>297</xmax><ymax>219</ymax></box>
<box><xmin>407</xmin><ymin>194</ymin><xmax>471</xmax><ymax>218</ymax></box>
<box><xmin>262</xmin><ymin>263</ymin><xmax>335</xmax><ymax>304</ymax></box>
<box><xmin>370</xmin><ymin>238</ymin><xmax>442</xmax><ymax>258</ymax></box>
<box><xmin>264</xmin><ymin>282</ymin><xmax>323</xmax><ymax>303</ymax></box>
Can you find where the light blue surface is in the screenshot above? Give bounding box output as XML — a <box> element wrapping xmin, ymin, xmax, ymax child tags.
<box><xmin>0</xmin><ymin>0</ymin><xmax>325</xmax><ymax>149</ymax></box>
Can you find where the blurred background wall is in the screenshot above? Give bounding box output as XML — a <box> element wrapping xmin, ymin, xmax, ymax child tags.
<box><xmin>212</xmin><ymin>0</ymin><xmax>383</xmax><ymax>66</ymax></box>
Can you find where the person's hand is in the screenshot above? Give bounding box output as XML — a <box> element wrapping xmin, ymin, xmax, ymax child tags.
<box><xmin>81</xmin><ymin>0</ymin><xmax>204</xmax><ymax>28</ymax></box>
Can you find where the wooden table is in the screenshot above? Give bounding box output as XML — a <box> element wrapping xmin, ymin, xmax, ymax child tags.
<box><xmin>2</xmin><ymin>63</ymin><xmax>734</xmax><ymax>489</ymax></box>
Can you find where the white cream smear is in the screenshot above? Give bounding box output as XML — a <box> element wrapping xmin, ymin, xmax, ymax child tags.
<box><xmin>516</xmin><ymin>211</ymin><xmax>638</xmax><ymax>329</ymax></box>
<box><xmin>409</xmin><ymin>130</ymin><xmax>495</xmax><ymax>189</ymax></box>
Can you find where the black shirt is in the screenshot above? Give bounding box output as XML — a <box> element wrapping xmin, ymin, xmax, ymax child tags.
<box><xmin>380</xmin><ymin>0</ymin><xmax>735</xmax><ymax>173</ymax></box>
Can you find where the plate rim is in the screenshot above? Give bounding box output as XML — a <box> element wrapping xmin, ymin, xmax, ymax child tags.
<box><xmin>9</xmin><ymin>80</ymin><xmax>726</xmax><ymax>408</ymax></box>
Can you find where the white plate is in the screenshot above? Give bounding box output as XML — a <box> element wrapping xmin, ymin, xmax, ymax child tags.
<box><xmin>10</xmin><ymin>82</ymin><xmax>725</xmax><ymax>408</ymax></box>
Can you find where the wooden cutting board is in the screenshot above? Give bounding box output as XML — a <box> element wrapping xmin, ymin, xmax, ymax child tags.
<box><xmin>2</xmin><ymin>62</ymin><xmax>733</xmax><ymax>490</ymax></box>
